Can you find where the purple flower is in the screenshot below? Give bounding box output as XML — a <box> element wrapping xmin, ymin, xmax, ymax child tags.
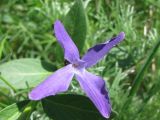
<box><xmin>29</xmin><ymin>20</ymin><xmax>125</xmax><ymax>118</ymax></box>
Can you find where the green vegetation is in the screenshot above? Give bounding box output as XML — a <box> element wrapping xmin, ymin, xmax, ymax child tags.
<box><xmin>0</xmin><ymin>0</ymin><xmax>160</xmax><ymax>120</ymax></box>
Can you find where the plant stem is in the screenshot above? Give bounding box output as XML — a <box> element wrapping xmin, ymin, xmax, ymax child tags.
<box><xmin>18</xmin><ymin>101</ymin><xmax>38</xmax><ymax>120</ymax></box>
<box><xmin>0</xmin><ymin>76</ymin><xmax>17</xmax><ymax>92</ymax></box>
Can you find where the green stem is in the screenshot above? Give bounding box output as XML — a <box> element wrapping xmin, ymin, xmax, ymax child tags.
<box><xmin>129</xmin><ymin>39</ymin><xmax>160</xmax><ymax>97</ymax></box>
<box><xmin>0</xmin><ymin>76</ymin><xmax>17</xmax><ymax>92</ymax></box>
<box><xmin>18</xmin><ymin>101</ymin><xmax>38</xmax><ymax>120</ymax></box>
<box><xmin>0</xmin><ymin>36</ymin><xmax>7</xmax><ymax>60</ymax></box>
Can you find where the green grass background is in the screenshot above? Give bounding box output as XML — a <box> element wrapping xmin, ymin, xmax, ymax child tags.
<box><xmin>0</xmin><ymin>0</ymin><xmax>160</xmax><ymax>120</ymax></box>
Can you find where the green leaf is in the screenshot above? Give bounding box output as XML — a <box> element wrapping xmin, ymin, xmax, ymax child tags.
<box><xmin>0</xmin><ymin>58</ymin><xmax>55</xmax><ymax>89</ymax></box>
<box><xmin>18</xmin><ymin>101</ymin><xmax>37</xmax><ymax>120</ymax></box>
<box><xmin>42</xmin><ymin>94</ymin><xmax>106</xmax><ymax>120</ymax></box>
<box><xmin>64</xmin><ymin>0</ymin><xmax>87</xmax><ymax>52</ymax></box>
<box><xmin>0</xmin><ymin>100</ymin><xmax>29</xmax><ymax>120</ymax></box>
<box><xmin>122</xmin><ymin>38</ymin><xmax>160</xmax><ymax>111</ymax></box>
<box><xmin>129</xmin><ymin>39</ymin><xmax>160</xmax><ymax>97</ymax></box>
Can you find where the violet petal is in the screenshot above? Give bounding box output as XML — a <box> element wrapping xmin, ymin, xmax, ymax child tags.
<box><xmin>75</xmin><ymin>70</ymin><xmax>111</xmax><ymax>118</ymax></box>
<box><xmin>82</xmin><ymin>32</ymin><xmax>125</xmax><ymax>68</ymax></box>
<box><xmin>29</xmin><ymin>64</ymin><xmax>74</xmax><ymax>100</ymax></box>
<box><xmin>54</xmin><ymin>20</ymin><xmax>80</xmax><ymax>63</ymax></box>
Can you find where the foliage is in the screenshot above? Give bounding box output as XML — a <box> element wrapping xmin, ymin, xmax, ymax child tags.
<box><xmin>0</xmin><ymin>0</ymin><xmax>160</xmax><ymax>120</ymax></box>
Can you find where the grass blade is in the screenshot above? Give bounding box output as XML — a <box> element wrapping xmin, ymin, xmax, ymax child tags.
<box><xmin>129</xmin><ymin>38</ymin><xmax>160</xmax><ymax>96</ymax></box>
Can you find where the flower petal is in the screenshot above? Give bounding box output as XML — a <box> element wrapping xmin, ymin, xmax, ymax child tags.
<box><xmin>75</xmin><ymin>70</ymin><xmax>111</xmax><ymax>118</ymax></box>
<box><xmin>54</xmin><ymin>20</ymin><xmax>80</xmax><ymax>63</ymax></box>
<box><xmin>82</xmin><ymin>32</ymin><xmax>125</xmax><ymax>68</ymax></box>
<box><xmin>29</xmin><ymin>64</ymin><xmax>74</xmax><ymax>100</ymax></box>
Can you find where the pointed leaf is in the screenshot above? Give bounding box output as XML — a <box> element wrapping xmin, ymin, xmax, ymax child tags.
<box><xmin>0</xmin><ymin>101</ymin><xmax>29</xmax><ymax>120</ymax></box>
<box><xmin>42</xmin><ymin>94</ymin><xmax>106</xmax><ymax>120</ymax></box>
<box><xmin>64</xmin><ymin>0</ymin><xmax>87</xmax><ymax>52</ymax></box>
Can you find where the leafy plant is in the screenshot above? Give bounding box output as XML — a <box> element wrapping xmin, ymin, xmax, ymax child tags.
<box><xmin>0</xmin><ymin>0</ymin><xmax>160</xmax><ymax>120</ymax></box>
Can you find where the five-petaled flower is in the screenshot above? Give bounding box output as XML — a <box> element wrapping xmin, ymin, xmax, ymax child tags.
<box><xmin>29</xmin><ymin>20</ymin><xmax>125</xmax><ymax>118</ymax></box>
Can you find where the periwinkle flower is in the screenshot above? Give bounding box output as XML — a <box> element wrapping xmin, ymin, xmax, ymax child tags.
<box><xmin>29</xmin><ymin>20</ymin><xmax>125</xmax><ymax>118</ymax></box>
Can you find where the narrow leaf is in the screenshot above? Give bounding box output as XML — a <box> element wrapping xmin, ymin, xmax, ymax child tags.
<box><xmin>129</xmin><ymin>39</ymin><xmax>160</xmax><ymax>96</ymax></box>
<box><xmin>122</xmin><ymin>38</ymin><xmax>160</xmax><ymax>111</ymax></box>
<box><xmin>0</xmin><ymin>101</ymin><xmax>29</xmax><ymax>120</ymax></box>
<box><xmin>0</xmin><ymin>37</ymin><xmax>6</xmax><ymax>60</ymax></box>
